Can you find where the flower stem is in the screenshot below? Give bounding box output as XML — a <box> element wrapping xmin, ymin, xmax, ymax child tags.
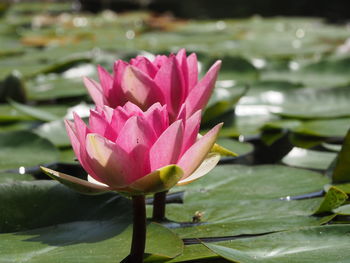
<box><xmin>152</xmin><ymin>191</ymin><xmax>168</xmax><ymax>222</ymax></box>
<box><xmin>130</xmin><ymin>195</ymin><xmax>146</xmax><ymax>263</ymax></box>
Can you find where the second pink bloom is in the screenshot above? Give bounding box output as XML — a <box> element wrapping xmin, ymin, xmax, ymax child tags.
<box><xmin>84</xmin><ymin>49</ymin><xmax>221</xmax><ymax>122</ymax></box>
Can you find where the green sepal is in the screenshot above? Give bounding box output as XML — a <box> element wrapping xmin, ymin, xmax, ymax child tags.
<box><xmin>40</xmin><ymin>166</ymin><xmax>111</xmax><ymax>195</ymax></box>
<box><xmin>313</xmin><ymin>186</ymin><xmax>348</xmax><ymax>215</ymax></box>
<box><xmin>211</xmin><ymin>142</ymin><xmax>238</xmax><ymax>157</ymax></box>
<box><xmin>128</xmin><ymin>165</ymin><xmax>184</xmax><ymax>195</ymax></box>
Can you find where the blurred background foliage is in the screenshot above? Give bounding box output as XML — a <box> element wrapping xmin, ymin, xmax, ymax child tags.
<box><xmin>1</xmin><ymin>1</ymin><xmax>350</xmax><ymax>262</ymax></box>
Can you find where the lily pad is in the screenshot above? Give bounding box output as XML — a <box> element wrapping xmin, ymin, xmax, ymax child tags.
<box><xmin>164</xmin><ymin>165</ymin><xmax>331</xmax><ymax>238</ymax></box>
<box><xmin>282</xmin><ymin>147</ymin><xmax>337</xmax><ymax>171</ymax></box>
<box><xmin>0</xmin><ymin>180</ymin><xmax>183</xmax><ymax>262</ymax></box>
<box><xmin>26</xmin><ymin>73</ymin><xmax>90</xmax><ymax>101</ymax></box>
<box><xmin>215</xmin><ymin>138</ymin><xmax>253</xmax><ymax>157</ymax></box>
<box><xmin>9</xmin><ymin>100</ymin><xmax>60</xmax><ymax>122</ymax></box>
<box><xmin>313</xmin><ymin>186</ymin><xmax>348</xmax><ymax>215</ymax></box>
<box><xmin>333</xmin><ymin>204</ymin><xmax>350</xmax><ymax>215</ymax></box>
<box><xmin>332</xmin><ymin>130</ymin><xmax>350</xmax><ymax>183</ymax></box>
<box><xmin>294</xmin><ymin>118</ymin><xmax>350</xmax><ymax>138</ymax></box>
<box><xmin>0</xmin><ymin>172</ymin><xmax>34</xmax><ymax>184</ymax></box>
<box><xmin>34</xmin><ymin>120</ymin><xmax>71</xmax><ymax>148</ymax></box>
<box><xmin>0</xmin><ymin>130</ymin><xmax>59</xmax><ymax>171</ymax></box>
<box><xmin>203</xmin><ymin>225</ymin><xmax>350</xmax><ymax>263</ymax></box>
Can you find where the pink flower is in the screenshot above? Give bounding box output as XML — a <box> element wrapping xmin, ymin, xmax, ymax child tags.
<box><xmin>41</xmin><ymin>102</ymin><xmax>222</xmax><ymax>195</ymax></box>
<box><xmin>84</xmin><ymin>49</ymin><xmax>221</xmax><ymax>122</ymax></box>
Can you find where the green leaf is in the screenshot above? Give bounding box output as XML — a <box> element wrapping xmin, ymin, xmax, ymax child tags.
<box><xmin>0</xmin><ymin>172</ymin><xmax>34</xmax><ymax>184</ymax></box>
<box><xmin>210</xmin><ymin>56</ymin><xmax>259</xmax><ymax>83</ymax></box>
<box><xmin>203</xmin><ymin>84</ymin><xmax>247</xmax><ymax>125</ymax></box>
<box><xmin>41</xmin><ymin>166</ymin><xmax>111</xmax><ymax>195</ymax></box>
<box><xmin>313</xmin><ymin>186</ymin><xmax>348</xmax><ymax>215</ymax></box>
<box><xmin>322</xmin><ymin>143</ymin><xmax>342</xmax><ymax>152</ymax></box>
<box><xmin>282</xmin><ymin>147</ymin><xmax>337</xmax><ymax>171</ymax></box>
<box><xmin>333</xmin><ymin>204</ymin><xmax>350</xmax><ymax>215</ymax></box>
<box><xmin>27</xmin><ymin>74</ymin><xmax>89</xmax><ymax>101</ymax></box>
<box><xmin>0</xmin><ymin>180</ymin><xmax>123</xmax><ymax>232</ymax></box>
<box><xmin>273</xmin><ymin>86</ymin><xmax>350</xmax><ymax>119</ymax></box>
<box><xmin>332</xmin><ymin>130</ymin><xmax>350</xmax><ymax>183</ymax></box>
<box><xmin>9</xmin><ymin>99</ymin><xmax>60</xmax><ymax>122</ymax></box>
<box><xmin>165</xmin><ymin>165</ymin><xmax>330</xmax><ymax>238</ymax></box>
<box><xmin>202</xmin><ymin>225</ymin><xmax>350</xmax><ymax>263</ymax></box>
<box><xmin>331</xmin><ymin>183</ymin><xmax>350</xmax><ymax>194</ymax></box>
<box><xmin>34</xmin><ymin>120</ymin><xmax>71</xmax><ymax>148</ymax></box>
<box><xmin>0</xmin><ymin>222</ymin><xmax>183</xmax><ymax>263</ymax></box>
<box><xmin>0</xmin><ymin>180</ymin><xmax>183</xmax><ymax>262</ymax></box>
<box><xmin>294</xmin><ymin>118</ymin><xmax>350</xmax><ymax>138</ymax></box>
<box><xmin>0</xmin><ymin>131</ymin><xmax>59</xmax><ymax>171</ymax></box>
<box><xmin>0</xmin><ymin>71</ymin><xmax>26</xmax><ymax>103</ymax></box>
<box><xmin>215</xmin><ymin>138</ymin><xmax>253</xmax><ymax>157</ymax></box>
<box><xmin>0</xmin><ymin>104</ymin><xmax>34</xmax><ymax>122</ymax></box>
<box><xmin>129</xmin><ymin>165</ymin><xmax>184</xmax><ymax>194</ymax></box>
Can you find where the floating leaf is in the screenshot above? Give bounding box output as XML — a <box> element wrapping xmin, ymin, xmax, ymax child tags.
<box><xmin>9</xmin><ymin>99</ymin><xmax>60</xmax><ymax>122</ymax></box>
<box><xmin>0</xmin><ymin>131</ymin><xmax>59</xmax><ymax>171</ymax></box>
<box><xmin>313</xmin><ymin>186</ymin><xmax>348</xmax><ymax>215</ymax></box>
<box><xmin>332</xmin><ymin>130</ymin><xmax>350</xmax><ymax>183</ymax></box>
<box><xmin>282</xmin><ymin>147</ymin><xmax>337</xmax><ymax>171</ymax></box>
<box><xmin>0</xmin><ymin>71</ymin><xmax>26</xmax><ymax>103</ymax></box>
<box><xmin>201</xmin><ymin>225</ymin><xmax>350</xmax><ymax>263</ymax></box>
<box><xmin>34</xmin><ymin>120</ymin><xmax>70</xmax><ymax>148</ymax></box>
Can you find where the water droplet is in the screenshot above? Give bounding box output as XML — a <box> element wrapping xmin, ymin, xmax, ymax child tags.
<box><xmin>19</xmin><ymin>166</ymin><xmax>26</xmax><ymax>174</ymax></box>
<box><xmin>295</xmin><ymin>28</ymin><xmax>305</xmax><ymax>39</ymax></box>
<box><xmin>216</xmin><ymin>20</ymin><xmax>226</xmax><ymax>30</ymax></box>
<box><xmin>251</xmin><ymin>58</ymin><xmax>266</xmax><ymax>69</ymax></box>
<box><xmin>289</xmin><ymin>61</ymin><xmax>300</xmax><ymax>71</ymax></box>
<box><xmin>275</xmin><ymin>23</ymin><xmax>285</xmax><ymax>32</ymax></box>
<box><xmin>217</xmin><ymin>80</ymin><xmax>236</xmax><ymax>88</ymax></box>
<box><xmin>238</xmin><ymin>135</ymin><xmax>245</xmax><ymax>142</ymax></box>
<box><xmin>292</xmin><ymin>39</ymin><xmax>301</xmax><ymax>49</ymax></box>
<box><xmin>73</xmin><ymin>17</ymin><xmax>88</xmax><ymax>27</ymax></box>
<box><xmin>126</xmin><ymin>30</ymin><xmax>135</xmax><ymax>40</ymax></box>
<box><xmin>280</xmin><ymin>195</ymin><xmax>291</xmax><ymax>201</ymax></box>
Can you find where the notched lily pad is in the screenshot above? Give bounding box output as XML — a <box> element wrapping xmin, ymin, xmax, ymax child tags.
<box><xmin>0</xmin><ymin>131</ymin><xmax>59</xmax><ymax>171</ymax></box>
<box><xmin>313</xmin><ymin>186</ymin><xmax>348</xmax><ymax>215</ymax></box>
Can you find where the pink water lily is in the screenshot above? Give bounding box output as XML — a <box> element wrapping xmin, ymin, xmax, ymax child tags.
<box><xmin>84</xmin><ymin>49</ymin><xmax>221</xmax><ymax>122</ymax></box>
<box><xmin>42</xmin><ymin>102</ymin><xmax>222</xmax><ymax>195</ymax></box>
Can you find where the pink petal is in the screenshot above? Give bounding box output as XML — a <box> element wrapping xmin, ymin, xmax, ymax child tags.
<box><xmin>64</xmin><ymin>119</ymin><xmax>81</xmax><ymax>161</ymax></box>
<box><xmin>86</xmin><ymin>133</ymin><xmax>134</xmax><ymax>187</ymax></box>
<box><xmin>122</xmin><ymin>101</ymin><xmax>144</xmax><ymax>116</ymax></box>
<box><xmin>177</xmin><ymin>153</ymin><xmax>220</xmax><ymax>185</ymax></box>
<box><xmin>187</xmin><ymin>53</ymin><xmax>199</xmax><ymax>89</ymax></box>
<box><xmin>154</xmin><ymin>55</ymin><xmax>185</xmax><ymax>117</ymax></box>
<box><xmin>108</xmin><ymin>108</ymin><xmax>130</xmax><ymax>138</ymax></box>
<box><xmin>130</xmin><ymin>56</ymin><xmax>158</xmax><ymax>78</ymax></box>
<box><xmin>153</xmin><ymin>55</ymin><xmax>169</xmax><ymax>68</ymax></box>
<box><xmin>116</xmin><ymin>116</ymin><xmax>157</xmax><ymax>178</ymax></box>
<box><xmin>89</xmin><ymin>110</ymin><xmax>117</xmax><ymax>142</ymax></box>
<box><xmin>97</xmin><ymin>65</ymin><xmax>113</xmax><ymax>96</ymax></box>
<box><xmin>100</xmin><ymin>105</ymin><xmax>114</xmax><ymax>122</ymax></box>
<box><xmin>83</xmin><ymin>77</ymin><xmax>105</xmax><ymax>108</ymax></box>
<box><xmin>121</xmin><ymin>65</ymin><xmax>165</xmax><ymax>110</ymax></box>
<box><xmin>73</xmin><ymin>112</ymin><xmax>89</xmax><ymax>147</ymax></box>
<box><xmin>175</xmin><ymin>103</ymin><xmax>187</xmax><ymax>122</ymax></box>
<box><xmin>144</xmin><ymin>103</ymin><xmax>169</xmax><ymax>137</ymax></box>
<box><xmin>110</xmin><ymin>60</ymin><xmax>129</xmax><ymax>108</ymax></box>
<box><xmin>181</xmin><ymin>110</ymin><xmax>201</xmax><ymax>154</ymax></box>
<box><xmin>185</xmin><ymin>60</ymin><xmax>221</xmax><ymax>118</ymax></box>
<box><xmin>89</xmin><ymin>110</ymin><xmax>108</xmax><ymax>136</ymax></box>
<box><xmin>149</xmin><ymin>120</ymin><xmax>184</xmax><ymax>171</ymax></box>
<box><xmin>177</xmin><ymin>123</ymin><xmax>223</xmax><ymax>179</ymax></box>
<box><xmin>176</xmin><ymin>48</ymin><xmax>189</xmax><ymax>94</ymax></box>
<box><xmin>65</xmin><ymin>119</ymin><xmax>100</xmax><ymax>182</ymax></box>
